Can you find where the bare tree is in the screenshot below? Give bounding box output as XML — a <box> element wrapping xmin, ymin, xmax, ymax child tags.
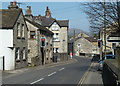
<box><xmin>82</xmin><ymin>1</ymin><xmax>120</xmax><ymax>34</ymax></box>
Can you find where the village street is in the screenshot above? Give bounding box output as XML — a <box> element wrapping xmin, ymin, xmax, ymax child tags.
<box><xmin>2</xmin><ymin>56</ymin><xmax>91</xmax><ymax>84</ymax></box>
<box><xmin>1</xmin><ymin>1</ymin><xmax>120</xmax><ymax>85</ymax></box>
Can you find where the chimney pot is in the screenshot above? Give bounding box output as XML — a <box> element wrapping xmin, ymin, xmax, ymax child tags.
<box><xmin>13</xmin><ymin>1</ymin><xmax>17</xmax><ymax>5</ymax></box>
<box><xmin>26</xmin><ymin>6</ymin><xmax>32</xmax><ymax>15</ymax></box>
<box><xmin>46</xmin><ymin>6</ymin><xmax>49</xmax><ymax>10</ymax></box>
<box><xmin>45</xmin><ymin>6</ymin><xmax>51</xmax><ymax>18</ymax></box>
<box><xmin>27</xmin><ymin>6</ymin><xmax>31</xmax><ymax>10</ymax></box>
<box><xmin>10</xmin><ymin>2</ymin><xmax>13</xmax><ymax>5</ymax></box>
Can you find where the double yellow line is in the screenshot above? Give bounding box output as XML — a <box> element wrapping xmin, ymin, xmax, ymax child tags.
<box><xmin>77</xmin><ymin>62</ymin><xmax>94</xmax><ymax>86</ymax></box>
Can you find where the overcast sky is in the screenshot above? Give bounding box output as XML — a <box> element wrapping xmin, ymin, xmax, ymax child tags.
<box><xmin>2</xmin><ymin>2</ymin><xmax>90</xmax><ymax>32</ymax></box>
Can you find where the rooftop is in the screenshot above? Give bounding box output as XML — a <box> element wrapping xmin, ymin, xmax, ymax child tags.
<box><xmin>0</xmin><ymin>9</ymin><xmax>22</xmax><ymax>29</ymax></box>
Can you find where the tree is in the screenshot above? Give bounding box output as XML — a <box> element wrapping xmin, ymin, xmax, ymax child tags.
<box><xmin>82</xmin><ymin>1</ymin><xmax>120</xmax><ymax>34</ymax></box>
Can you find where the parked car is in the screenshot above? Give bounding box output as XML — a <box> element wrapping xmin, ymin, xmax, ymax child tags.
<box><xmin>98</xmin><ymin>54</ymin><xmax>115</xmax><ymax>70</ymax></box>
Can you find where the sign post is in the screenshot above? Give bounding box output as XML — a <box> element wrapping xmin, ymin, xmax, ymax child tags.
<box><xmin>77</xmin><ymin>43</ymin><xmax>81</xmax><ymax>56</ymax></box>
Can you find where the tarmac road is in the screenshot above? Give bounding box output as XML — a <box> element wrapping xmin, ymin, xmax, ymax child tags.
<box><xmin>2</xmin><ymin>56</ymin><xmax>91</xmax><ymax>85</ymax></box>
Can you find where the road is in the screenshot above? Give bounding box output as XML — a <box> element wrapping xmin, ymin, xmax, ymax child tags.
<box><xmin>2</xmin><ymin>56</ymin><xmax>91</xmax><ymax>85</ymax></box>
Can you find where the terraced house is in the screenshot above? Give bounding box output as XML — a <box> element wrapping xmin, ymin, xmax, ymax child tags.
<box><xmin>25</xmin><ymin>6</ymin><xmax>54</xmax><ymax>65</ymax></box>
<box><xmin>0</xmin><ymin>2</ymin><xmax>28</xmax><ymax>70</ymax></box>
<box><xmin>33</xmin><ymin>7</ymin><xmax>69</xmax><ymax>61</ymax></box>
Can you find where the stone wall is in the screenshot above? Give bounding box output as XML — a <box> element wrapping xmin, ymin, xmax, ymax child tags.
<box><xmin>14</xmin><ymin>12</ymin><xmax>28</xmax><ymax>69</ymax></box>
<box><xmin>53</xmin><ymin>53</ymin><xmax>68</xmax><ymax>62</ymax></box>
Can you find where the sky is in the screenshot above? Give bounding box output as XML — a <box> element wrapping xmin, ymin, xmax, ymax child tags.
<box><xmin>2</xmin><ymin>2</ymin><xmax>90</xmax><ymax>32</ymax></box>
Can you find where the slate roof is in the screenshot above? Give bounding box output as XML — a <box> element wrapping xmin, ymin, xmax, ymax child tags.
<box><xmin>33</xmin><ymin>16</ymin><xmax>69</xmax><ymax>27</ymax></box>
<box><xmin>68</xmin><ymin>37</ymin><xmax>82</xmax><ymax>43</ymax></box>
<box><xmin>68</xmin><ymin>37</ymin><xmax>97</xmax><ymax>43</ymax></box>
<box><xmin>57</xmin><ymin>20</ymin><xmax>69</xmax><ymax>27</ymax></box>
<box><xmin>0</xmin><ymin>9</ymin><xmax>22</xmax><ymax>29</ymax></box>
<box><xmin>84</xmin><ymin>37</ymin><xmax>98</xmax><ymax>42</ymax></box>
<box><xmin>25</xmin><ymin>18</ymin><xmax>53</xmax><ymax>35</ymax></box>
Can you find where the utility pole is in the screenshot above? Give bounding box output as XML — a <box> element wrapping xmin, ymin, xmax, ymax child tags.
<box><xmin>73</xmin><ymin>30</ymin><xmax>75</xmax><ymax>55</ymax></box>
<box><xmin>104</xmin><ymin>1</ymin><xmax>107</xmax><ymax>59</ymax></box>
<box><xmin>100</xmin><ymin>29</ymin><xmax>103</xmax><ymax>60</ymax></box>
<box><xmin>100</xmin><ymin>17</ymin><xmax>103</xmax><ymax>60</ymax></box>
<box><xmin>117</xmin><ymin>0</ymin><xmax>120</xmax><ymax>84</ymax></box>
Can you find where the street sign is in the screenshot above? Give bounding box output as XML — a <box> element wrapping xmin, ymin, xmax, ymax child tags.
<box><xmin>77</xmin><ymin>43</ymin><xmax>81</xmax><ymax>47</ymax></box>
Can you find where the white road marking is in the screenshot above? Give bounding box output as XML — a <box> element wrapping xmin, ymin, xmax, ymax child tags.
<box><xmin>30</xmin><ymin>78</ymin><xmax>44</xmax><ymax>84</ymax></box>
<box><xmin>48</xmin><ymin>72</ymin><xmax>56</xmax><ymax>77</ymax></box>
<box><xmin>59</xmin><ymin>68</ymin><xmax>65</xmax><ymax>71</ymax></box>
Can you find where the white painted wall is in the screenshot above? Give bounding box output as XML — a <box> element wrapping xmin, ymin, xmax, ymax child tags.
<box><xmin>0</xmin><ymin>56</ymin><xmax>3</xmax><ymax>70</ymax></box>
<box><xmin>0</xmin><ymin>29</ymin><xmax>15</xmax><ymax>70</ymax></box>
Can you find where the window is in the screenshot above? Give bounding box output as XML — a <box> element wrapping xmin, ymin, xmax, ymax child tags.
<box><xmin>30</xmin><ymin>31</ymin><xmax>36</xmax><ymax>39</ymax></box>
<box><xmin>15</xmin><ymin>48</ymin><xmax>20</xmax><ymax>61</ymax></box>
<box><xmin>56</xmin><ymin>48</ymin><xmax>59</xmax><ymax>53</ymax></box>
<box><xmin>22</xmin><ymin>24</ymin><xmax>25</xmax><ymax>37</ymax></box>
<box><xmin>46</xmin><ymin>42</ymin><xmax>49</xmax><ymax>46</ymax></box>
<box><xmin>53</xmin><ymin>33</ymin><xmax>59</xmax><ymax>41</ymax></box>
<box><xmin>17</xmin><ymin>23</ymin><xmax>21</xmax><ymax>37</ymax></box>
<box><xmin>56</xmin><ymin>33</ymin><xmax>58</xmax><ymax>35</ymax></box>
<box><xmin>23</xmin><ymin>48</ymin><xmax>26</xmax><ymax>60</ymax></box>
<box><xmin>53</xmin><ymin>48</ymin><xmax>59</xmax><ymax>53</ymax></box>
<box><xmin>51</xmin><ymin>22</ymin><xmax>59</xmax><ymax>31</ymax></box>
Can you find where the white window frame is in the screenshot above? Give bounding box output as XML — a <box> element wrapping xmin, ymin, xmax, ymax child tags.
<box><xmin>17</xmin><ymin>23</ymin><xmax>21</xmax><ymax>37</ymax></box>
<box><xmin>16</xmin><ymin>49</ymin><xmax>20</xmax><ymax>60</ymax></box>
<box><xmin>22</xmin><ymin>24</ymin><xmax>25</xmax><ymax>37</ymax></box>
<box><xmin>23</xmin><ymin>48</ymin><xmax>26</xmax><ymax>60</ymax></box>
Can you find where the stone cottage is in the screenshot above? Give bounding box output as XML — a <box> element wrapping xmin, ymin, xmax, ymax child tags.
<box><xmin>25</xmin><ymin>6</ymin><xmax>54</xmax><ymax>65</ymax></box>
<box><xmin>33</xmin><ymin>6</ymin><xmax>69</xmax><ymax>61</ymax></box>
<box><xmin>0</xmin><ymin>2</ymin><xmax>28</xmax><ymax>70</ymax></box>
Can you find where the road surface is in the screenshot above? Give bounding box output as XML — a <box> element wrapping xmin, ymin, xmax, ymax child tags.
<box><xmin>2</xmin><ymin>56</ymin><xmax>91</xmax><ymax>85</ymax></box>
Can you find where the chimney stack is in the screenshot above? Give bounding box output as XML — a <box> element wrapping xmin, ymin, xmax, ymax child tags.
<box><xmin>13</xmin><ymin>1</ymin><xmax>17</xmax><ymax>6</ymax></box>
<box><xmin>10</xmin><ymin>2</ymin><xmax>13</xmax><ymax>6</ymax></box>
<box><xmin>45</xmin><ymin>6</ymin><xmax>51</xmax><ymax>18</ymax></box>
<box><xmin>8</xmin><ymin>1</ymin><xmax>18</xmax><ymax>9</ymax></box>
<box><xmin>26</xmin><ymin>6</ymin><xmax>32</xmax><ymax>15</ymax></box>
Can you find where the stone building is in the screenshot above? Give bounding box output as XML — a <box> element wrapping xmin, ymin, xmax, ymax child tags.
<box><xmin>0</xmin><ymin>2</ymin><xmax>28</xmax><ymax>70</ymax></box>
<box><xmin>68</xmin><ymin>32</ymin><xmax>90</xmax><ymax>54</ymax></box>
<box><xmin>33</xmin><ymin>7</ymin><xmax>69</xmax><ymax>61</ymax></box>
<box><xmin>69</xmin><ymin>32</ymin><xmax>89</xmax><ymax>40</ymax></box>
<box><xmin>25</xmin><ymin>6</ymin><xmax>53</xmax><ymax>65</ymax></box>
<box><xmin>74</xmin><ymin>37</ymin><xmax>99</xmax><ymax>56</ymax></box>
<box><xmin>68</xmin><ymin>32</ymin><xmax>99</xmax><ymax>57</ymax></box>
<box><xmin>100</xmin><ymin>23</ymin><xmax>120</xmax><ymax>55</ymax></box>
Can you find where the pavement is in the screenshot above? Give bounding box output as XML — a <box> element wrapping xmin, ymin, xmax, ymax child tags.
<box><xmin>78</xmin><ymin>61</ymin><xmax>103</xmax><ymax>85</ymax></box>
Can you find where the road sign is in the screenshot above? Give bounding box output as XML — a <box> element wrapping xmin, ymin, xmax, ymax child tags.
<box><xmin>77</xmin><ymin>43</ymin><xmax>81</xmax><ymax>47</ymax></box>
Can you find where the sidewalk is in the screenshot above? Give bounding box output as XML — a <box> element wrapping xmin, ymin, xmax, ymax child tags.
<box><xmin>79</xmin><ymin>62</ymin><xmax>103</xmax><ymax>85</ymax></box>
<box><xmin>2</xmin><ymin>58</ymin><xmax>77</xmax><ymax>78</ymax></box>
